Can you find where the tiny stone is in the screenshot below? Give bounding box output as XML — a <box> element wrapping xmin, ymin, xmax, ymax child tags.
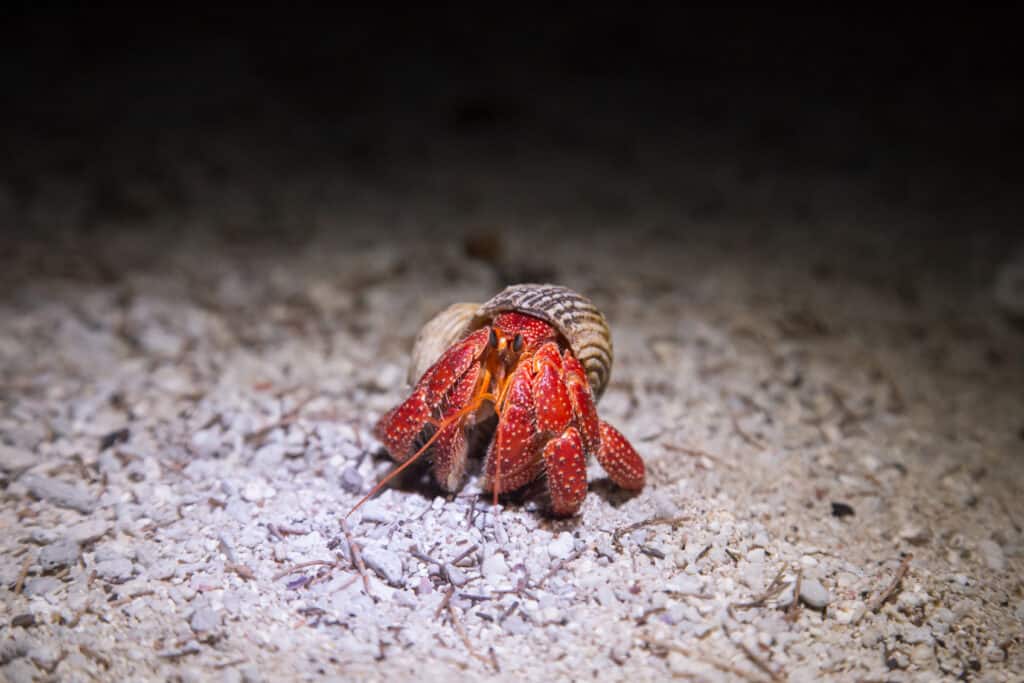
<box><xmin>832</xmin><ymin>600</ymin><xmax>865</xmax><ymax>624</ymax></box>
<box><xmin>393</xmin><ymin>590</ymin><xmax>417</xmax><ymax>608</ymax></box>
<box><xmin>667</xmin><ymin>575</ymin><xmax>703</xmax><ymax>595</ymax></box>
<box><xmin>977</xmin><ymin>539</ymin><xmax>1005</xmax><ymax>572</ymax></box>
<box><xmin>226</xmin><ymin>499</ymin><xmax>252</xmax><ymax>525</ymax></box>
<box><xmin>67</xmin><ymin>519</ymin><xmax>112</xmax><ymax>545</ymax></box>
<box><xmin>190</xmin><ymin>607</ymin><xmax>221</xmax><ymax>633</ymax></box>
<box><xmin>358</xmin><ymin>499</ymin><xmax>394</xmax><ymax>524</ymax></box>
<box><xmin>799</xmin><ymin>577</ymin><xmax>830</xmax><ymax>609</ymax></box>
<box><xmin>0</xmin><ymin>445</ymin><xmax>36</xmax><ymax>477</ymax></box>
<box><xmin>899</xmin><ymin>525</ymin><xmax>932</xmax><ymax>546</ymax></box>
<box><xmin>482</xmin><ymin>553</ymin><xmax>508</xmax><ymax>583</ymax></box>
<box><xmin>148</xmin><ymin>560</ymin><xmax>178</xmax><ymax>581</ymax></box>
<box><xmin>2</xmin><ymin>659</ymin><xmax>37</xmax><ymax>683</ymax></box>
<box><xmin>96</xmin><ymin>558</ymin><xmax>135</xmax><ymax>583</ymax></box>
<box><xmin>29</xmin><ymin>644</ymin><xmax>60</xmax><ymax>672</ymax></box>
<box><xmin>339</xmin><ymin>466</ymin><xmax>363</xmax><ymax>494</ymax></box>
<box><xmin>22</xmin><ymin>473</ymin><xmax>96</xmax><ymax>514</ymax></box>
<box><xmin>596</xmin><ymin>584</ymin><xmax>618</xmax><ymax>606</ymax></box>
<box><xmin>29</xmin><ymin>528</ymin><xmax>58</xmax><ymax>545</ymax></box>
<box><xmin>24</xmin><ymin>577</ymin><xmax>62</xmax><ymax>596</ymax></box>
<box><xmin>191</xmin><ymin>429</ymin><xmax>221</xmax><ymax>458</ymax></box>
<box><xmin>904</xmin><ymin>626</ymin><xmax>932</xmax><ymax>645</ymax></box>
<box><xmin>502</xmin><ymin>614</ymin><xmax>530</xmax><ymax>636</ymax></box>
<box><xmin>11</xmin><ymin>614</ymin><xmax>36</xmax><ymax>628</ymax></box>
<box><xmin>361</xmin><ymin>545</ymin><xmax>404</xmax><ymax>586</ymax></box>
<box><xmin>39</xmin><ymin>538</ymin><xmax>81</xmax><ymax>571</ymax></box>
<box><xmin>667</xmin><ymin>652</ymin><xmax>691</xmax><ymax>676</ymax></box>
<box><xmin>241</xmin><ymin>481</ymin><xmax>270</xmax><ymax>503</ymax></box>
<box><xmin>445</xmin><ymin>563</ymin><xmax>469</xmax><ymax>587</ymax></box>
<box><xmin>548</xmin><ymin>532</ymin><xmax>574</xmax><ymax>560</ymax></box>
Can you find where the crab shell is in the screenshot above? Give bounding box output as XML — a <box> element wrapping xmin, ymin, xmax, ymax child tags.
<box><xmin>407</xmin><ymin>283</ymin><xmax>614</xmax><ymax>402</ymax></box>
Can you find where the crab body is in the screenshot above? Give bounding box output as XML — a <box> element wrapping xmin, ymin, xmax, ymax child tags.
<box><xmin>370</xmin><ymin>285</ymin><xmax>645</xmax><ymax>517</ymax></box>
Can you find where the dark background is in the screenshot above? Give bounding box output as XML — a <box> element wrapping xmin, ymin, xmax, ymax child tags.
<box><xmin>1</xmin><ymin>7</ymin><xmax>1021</xmax><ymax>249</ymax></box>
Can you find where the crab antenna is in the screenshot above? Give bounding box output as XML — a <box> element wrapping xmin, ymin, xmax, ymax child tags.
<box><xmin>346</xmin><ymin>389</ymin><xmax>498</xmax><ymax>518</ymax></box>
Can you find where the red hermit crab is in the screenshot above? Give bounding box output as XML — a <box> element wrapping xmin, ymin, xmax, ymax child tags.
<box><xmin>355</xmin><ymin>284</ymin><xmax>645</xmax><ymax>517</ymax></box>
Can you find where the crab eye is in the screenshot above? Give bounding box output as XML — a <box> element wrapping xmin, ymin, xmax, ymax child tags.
<box><xmin>488</xmin><ymin>328</ymin><xmax>498</xmax><ymax>348</ymax></box>
<box><xmin>512</xmin><ymin>333</ymin><xmax>524</xmax><ymax>352</ymax></box>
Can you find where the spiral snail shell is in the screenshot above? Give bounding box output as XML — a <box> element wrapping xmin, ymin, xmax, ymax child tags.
<box><xmin>407</xmin><ymin>283</ymin><xmax>614</xmax><ymax>402</ymax></box>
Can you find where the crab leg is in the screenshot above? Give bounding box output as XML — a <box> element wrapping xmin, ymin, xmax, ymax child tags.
<box><xmin>594</xmin><ymin>421</ymin><xmax>645</xmax><ymax>490</ymax></box>
<box><xmin>542</xmin><ymin>427</ymin><xmax>588</xmax><ymax>516</ymax></box>
<box><xmin>483</xmin><ymin>363</ymin><xmax>542</xmax><ymax>499</ymax></box>
<box><xmin>373</xmin><ymin>328</ymin><xmax>490</xmax><ymax>461</ymax></box>
<box><xmin>430</xmin><ymin>362</ymin><xmax>482</xmax><ymax>491</ymax></box>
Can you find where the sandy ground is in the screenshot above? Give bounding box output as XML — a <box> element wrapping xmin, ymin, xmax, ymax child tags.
<box><xmin>2</xmin><ymin>32</ymin><xmax>1023</xmax><ymax>681</ymax></box>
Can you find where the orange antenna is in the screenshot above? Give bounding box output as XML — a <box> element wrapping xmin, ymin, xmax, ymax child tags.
<box><xmin>346</xmin><ymin>388</ymin><xmax>498</xmax><ymax>518</ymax></box>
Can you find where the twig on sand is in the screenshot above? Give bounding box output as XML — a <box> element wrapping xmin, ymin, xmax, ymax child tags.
<box><xmin>110</xmin><ymin>589</ymin><xmax>155</xmax><ymax>607</ymax></box>
<box><xmin>728</xmin><ymin>408</ymin><xmax>767</xmax><ymax>450</ymax></box>
<box><xmin>786</xmin><ymin>567</ymin><xmax>803</xmax><ymax>622</ymax></box>
<box><xmin>340</xmin><ymin>519</ymin><xmax>375</xmax><ymax>599</ymax></box>
<box><xmin>611</xmin><ymin>516</ymin><xmax>690</xmax><ymax>552</ymax></box>
<box><xmin>245</xmin><ymin>393</ymin><xmax>317</xmax><ymax>446</ymax></box>
<box><xmin>535</xmin><ymin>546</ymin><xmax>588</xmax><ymax>589</ymax></box>
<box><xmin>227</xmin><ymin>562</ymin><xmax>256</xmax><ymax>581</ymax></box>
<box><xmin>722</xmin><ymin>609</ymin><xmax>786</xmax><ymax>682</ymax></box>
<box><xmin>14</xmin><ymin>554</ymin><xmax>32</xmax><ymax>595</ymax></box>
<box><xmin>639</xmin><ymin>636</ymin><xmax>773</xmax><ymax>683</ymax></box>
<box><xmin>858</xmin><ymin>554</ymin><xmax>913</xmax><ymax>622</ymax></box>
<box><xmin>447</xmin><ymin>601</ymin><xmax>493</xmax><ymax>670</ymax></box>
<box><xmin>435</xmin><ymin>585</ymin><xmax>455</xmax><ymax>621</ymax></box>
<box><xmin>451</xmin><ymin>544</ymin><xmax>480</xmax><ymax>567</ymax></box>
<box><xmin>272</xmin><ymin>560</ymin><xmax>337</xmax><ymax>581</ymax></box>
<box><xmin>733</xmin><ymin>563</ymin><xmax>790</xmax><ymax>609</ymax></box>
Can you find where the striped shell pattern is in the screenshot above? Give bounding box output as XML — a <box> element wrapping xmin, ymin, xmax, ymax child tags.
<box><xmin>407</xmin><ymin>283</ymin><xmax>614</xmax><ymax>402</ymax></box>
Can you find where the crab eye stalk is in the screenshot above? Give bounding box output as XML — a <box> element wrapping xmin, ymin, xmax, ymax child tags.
<box><xmin>512</xmin><ymin>333</ymin><xmax>524</xmax><ymax>353</ymax></box>
<box><xmin>488</xmin><ymin>327</ymin><xmax>498</xmax><ymax>348</ymax></box>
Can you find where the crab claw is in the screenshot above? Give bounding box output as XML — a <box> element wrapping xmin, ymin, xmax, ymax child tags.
<box><xmin>372</xmin><ymin>327</ymin><xmax>491</xmax><ymax>489</ymax></box>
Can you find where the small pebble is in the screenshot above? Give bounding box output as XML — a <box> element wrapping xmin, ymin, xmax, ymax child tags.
<box><xmin>0</xmin><ymin>445</ymin><xmax>36</xmax><ymax>476</ymax></box>
<box><xmin>22</xmin><ymin>473</ymin><xmax>96</xmax><ymax>514</ymax></box>
<box><xmin>190</xmin><ymin>607</ymin><xmax>221</xmax><ymax>633</ymax></box>
<box><xmin>361</xmin><ymin>545</ymin><xmax>404</xmax><ymax>586</ymax></box>
<box><xmin>548</xmin><ymin>532</ymin><xmax>574</xmax><ymax>560</ymax></box>
<box><xmin>799</xmin><ymin>577</ymin><xmax>830</xmax><ymax>609</ymax></box>
<box><xmin>445</xmin><ymin>563</ymin><xmax>469</xmax><ymax>587</ymax></box>
<box><xmin>96</xmin><ymin>558</ymin><xmax>135</xmax><ymax>583</ymax></box>
<box><xmin>2</xmin><ymin>659</ymin><xmax>37</xmax><ymax>683</ymax></box>
<box><xmin>24</xmin><ymin>577</ymin><xmax>62</xmax><ymax>596</ymax></box>
<box><xmin>67</xmin><ymin>519</ymin><xmax>112</xmax><ymax>545</ymax></box>
<box><xmin>977</xmin><ymin>539</ymin><xmax>1006</xmax><ymax>572</ymax></box>
<box><xmin>482</xmin><ymin>553</ymin><xmax>508</xmax><ymax>583</ymax></box>
<box><xmin>11</xmin><ymin>614</ymin><xmax>36</xmax><ymax>628</ymax></box>
<box><xmin>502</xmin><ymin>615</ymin><xmax>530</xmax><ymax>636</ymax></box>
<box><xmin>39</xmin><ymin>538</ymin><xmax>81</xmax><ymax>571</ymax></box>
<box><xmin>339</xmin><ymin>466</ymin><xmax>363</xmax><ymax>494</ymax></box>
<box><xmin>29</xmin><ymin>644</ymin><xmax>61</xmax><ymax>672</ymax></box>
<box><xmin>904</xmin><ymin>626</ymin><xmax>932</xmax><ymax>645</ymax></box>
<box><xmin>595</xmin><ymin>584</ymin><xmax>618</xmax><ymax>606</ymax></box>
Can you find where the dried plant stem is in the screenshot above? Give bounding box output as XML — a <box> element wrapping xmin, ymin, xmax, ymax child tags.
<box><xmin>611</xmin><ymin>516</ymin><xmax>690</xmax><ymax>551</ymax></box>
<box><xmin>860</xmin><ymin>554</ymin><xmax>912</xmax><ymax>621</ymax></box>
<box><xmin>639</xmin><ymin>636</ymin><xmax>772</xmax><ymax>683</ymax></box>
<box><xmin>340</xmin><ymin>519</ymin><xmax>374</xmax><ymax>598</ymax></box>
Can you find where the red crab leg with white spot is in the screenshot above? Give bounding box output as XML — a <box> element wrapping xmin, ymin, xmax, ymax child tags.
<box><xmin>372</xmin><ymin>327</ymin><xmax>490</xmax><ymax>463</ymax></box>
<box><xmin>483</xmin><ymin>363</ymin><xmax>542</xmax><ymax>500</ymax></box>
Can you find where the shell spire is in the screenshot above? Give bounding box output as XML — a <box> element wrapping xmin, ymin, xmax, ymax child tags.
<box><xmin>407</xmin><ymin>283</ymin><xmax>614</xmax><ymax>402</ymax></box>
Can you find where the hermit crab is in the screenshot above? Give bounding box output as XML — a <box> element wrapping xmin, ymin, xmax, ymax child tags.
<box><xmin>355</xmin><ymin>283</ymin><xmax>645</xmax><ymax>517</ymax></box>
